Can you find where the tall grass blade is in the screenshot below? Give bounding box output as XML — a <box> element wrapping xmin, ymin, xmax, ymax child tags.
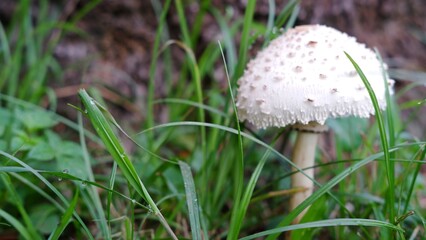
<box><xmin>179</xmin><ymin>161</ymin><xmax>203</xmax><ymax>239</ymax></box>
<box><xmin>274</xmin><ymin>0</ymin><xmax>299</xmax><ymax>28</ymax></box>
<box><xmin>78</xmin><ymin>113</ymin><xmax>110</xmax><ymax>238</ymax></box>
<box><xmin>344</xmin><ymin>52</ymin><xmax>395</xmax><ymax>224</ymax></box>
<box><xmin>174</xmin><ymin>0</ymin><xmax>192</xmax><ymax>47</ymax></box>
<box><xmin>211</xmin><ymin>9</ymin><xmax>237</xmax><ymax>77</ymax></box>
<box><xmin>228</xmin><ymin>152</ymin><xmax>269</xmax><ymax>239</ymax></box>
<box><xmin>0</xmin><ymin>151</ymin><xmax>94</xmax><ymax>239</ymax></box>
<box><xmin>233</xmin><ymin>0</ymin><xmax>257</xmax><ymax>82</ymax></box>
<box><xmin>403</xmin><ymin>146</ymin><xmax>426</xmax><ymax>214</ymax></box>
<box><xmin>0</xmin><ymin>173</ymin><xmax>41</xmax><ymax>240</ymax></box>
<box><xmin>218</xmin><ymin>41</ymin><xmax>245</xmax><ymax>239</ymax></box>
<box><xmin>48</xmin><ymin>189</ymin><xmax>79</xmax><ymax>240</ymax></box>
<box><xmin>0</xmin><ymin>209</ymin><xmax>32</xmax><ymax>240</ymax></box>
<box><xmin>266</xmin><ymin>150</ymin><xmax>395</xmax><ymax>240</ymax></box>
<box><xmin>147</xmin><ymin>0</ymin><xmax>172</xmax><ymax>145</ymax></box>
<box><xmin>78</xmin><ymin>89</ymin><xmax>177</xmax><ymax>239</ymax></box>
<box><xmin>241</xmin><ymin>218</ymin><xmax>404</xmax><ymax>239</ymax></box>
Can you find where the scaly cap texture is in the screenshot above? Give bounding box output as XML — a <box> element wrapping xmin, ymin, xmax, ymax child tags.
<box><xmin>236</xmin><ymin>25</ymin><xmax>393</xmax><ymax>129</ymax></box>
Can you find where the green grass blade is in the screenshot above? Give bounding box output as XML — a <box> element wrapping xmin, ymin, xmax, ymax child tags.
<box><xmin>211</xmin><ymin>8</ymin><xmax>237</xmax><ymax>77</ymax></box>
<box><xmin>174</xmin><ymin>0</ymin><xmax>192</xmax><ymax>47</ymax></box>
<box><xmin>0</xmin><ymin>151</ymin><xmax>94</xmax><ymax>239</ymax></box>
<box><xmin>219</xmin><ymin>41</ymin><xmax>245</xmax><ymax>239</ymax></box>
<box><xmin>274</xmin><ymin>0</ymin><xmax>299</xmax><ymax>28</ymax></box>
<box><xmin>78</xmin><ymin>89</ymin><xmax>177</xmax><ymax>239</ymax></box>
<box><xmin>107</xmin><ymin>162</ymin><xmax>118</xmax><ymax>232</ymax></box>
<box><xmin>0</xmin><ymin>22</ymin><xmax>11</xmax><ymax>63</ymax></box>
<box><xmin>228</xmin><ymin>151</ymin><xmax>269</xmax><ymax>239</ymax></box>
<box><xmin>9</xmin><ymin>172</ymin><xmax>66</xmax><ymax>213</ymax></box>
<box><xmin>241</xmin><ymin>218</ymin><xmax>404</xmax><ymax>240</ymax></box>
<box><xmin>266</xmin><ymin>150</ymin><xmax>394</xmax><ymax>240</ymax></box>
<box><xmin>190</xmin><ymin>0</ymin><xmax>210</xmax><ymax>45</ymax></box>
<box><xmin>147</xmin><ymin>0</ymin><xmax>172</xmax><ymax>146</ymax></box>
<box><xmin>49</xmin><ymin>189</ymin><xmax>79</xmax><ymax>240</ymax></box>
<box><xmin>345</xmin><ymin>52</ymin><xmax>395</xmax><ymax>224</ymax></box>
<box><xmin>0</xmin><ymin>209</ymin><xmax>32</xmax><ymax>240</ymax></box>
<box><xmin>0</xmin><ymin>173</ymin><xmax>42</xmax><ymax>240</ymax></box>
<box><xmin>78</xmin><ymin>112</ymin><xmax>110</xmax><ymax>238</ymax></box>
<box><xmin>178</xmin><ymin>161</ymin><xmax>202</xmax><ymax>239</ymax></box>
<box><xmin>233</xmin><ymin>0</ymin><xmax>257</xmax><ymax>82</ymax></box>
<box><xmin>69</xmin><ymin>0</ymin><xmax>102</xmax><ymax>24</ymax></box>
<box><xmin>154</xmin><ymin>98</ymin><xmax>227</xmax><ymax>118</ymax></box>
<box><xmin>403</xmin><ymin>146</ymin><xmax>426</xmax><ymax>214</ymax></box>
<box><xmin>265</xmin><ymin>0</ymin><xmax>276</xmax><ymax>40</ymax></box>
<box><xmin>161</xmin><ymin>39</ymin><xmax>207</xmax><ymax>197</ymax></box>
<box><xmin>284</xmin><ymin>4</ymin><xmax>300</xmax><ymax>31</ymax></box>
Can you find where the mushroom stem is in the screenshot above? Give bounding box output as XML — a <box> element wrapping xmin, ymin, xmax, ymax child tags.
<box><xmin>290</xmin><ymin>130</ymin><xmax>319</xmax><ymax>223</ymax></box>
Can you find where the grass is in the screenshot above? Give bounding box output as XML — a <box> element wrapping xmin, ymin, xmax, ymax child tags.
<box><xmin>0</xmin><ymin>0</ymin><xmax>425</xmax><ymax>239</ymax></box>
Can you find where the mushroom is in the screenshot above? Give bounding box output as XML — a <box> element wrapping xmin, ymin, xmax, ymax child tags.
<box><xmin>236</xmin><ymin>25</ymin><xmax>393</xmax><ymax>223</ymax></box>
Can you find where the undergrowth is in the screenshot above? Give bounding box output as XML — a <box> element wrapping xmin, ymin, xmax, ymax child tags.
<box><xmin>0</xmin><ymin>0</ymin><xmax>425</xmax><ymax>239</ymax></box>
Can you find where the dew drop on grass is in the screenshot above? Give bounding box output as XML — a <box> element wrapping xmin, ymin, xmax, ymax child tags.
<box><xmin>58</xmin><ymin>177</ymin><xmax>62</xmax><ymax>181</ymax></box>
<box><xmin>62</xmin><ymin>169</ymin><xmax>69</xmax><ymax>174</ymax></box>
<box><xmin>131</xmin><ymin>199</ymin><xmax>136</xmax><ymax>204</ymax></box>
<box><xmin>81</xmin><ymin>181</ymin><xmax>87</xmax><ymax>187</ymax></box>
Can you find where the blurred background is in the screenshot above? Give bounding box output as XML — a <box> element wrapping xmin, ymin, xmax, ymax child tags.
<box><xmin>1</xmin><ymin>0</ymin><xmax>424</xmax><ymax>136</ymax></box>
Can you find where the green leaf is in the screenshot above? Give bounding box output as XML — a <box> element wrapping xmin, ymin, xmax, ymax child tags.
<box><xmin>28</xmin><ymin>141</ymin><xmax>55</xmax><ymax>161</ymax></box>
<box><xmin>15</xmin><ymin>108</ymin><xmax>58</xmax><ymax>131</ymax></box>
<box><xmin>11</xmin><ymin>132</ymin><xmax>35</xmax><ymax>151</ymax></box>
<box><xmin>30</xmin><ymin>205</ymin><xmax>59</xmax><ymax>235</ymax></box>
<box><xmin>46</xmin><ymin>130</ymin><xmax>62</xmax><ymax>148</ymax></box>
<box><xmin>58</xmin><ymin>141</ymin><xmax>83</xmax><ymax>157</ymax></box>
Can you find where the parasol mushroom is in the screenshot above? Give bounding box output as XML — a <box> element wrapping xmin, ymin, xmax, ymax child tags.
<box><xmin>236</xmin><ymin>24</ymin><xmax>393</xmax><ymax>223</ymax></box>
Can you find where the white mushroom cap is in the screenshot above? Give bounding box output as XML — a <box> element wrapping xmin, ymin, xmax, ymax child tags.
<box><xmin>236</xmin><ymin>24</ymin><xmax>394</xmax><ymax>129</ymax></box>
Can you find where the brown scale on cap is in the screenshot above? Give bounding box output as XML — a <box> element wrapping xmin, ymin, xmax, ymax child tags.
<box><xmin>294</xmin><ymin>66</ymin><xmax>303</xmax><ymax>73</ymax></box>
<box><xmin>307</xmin><ymin>41</ymin><xmax>318</xmax><ymax>47</ymax></box>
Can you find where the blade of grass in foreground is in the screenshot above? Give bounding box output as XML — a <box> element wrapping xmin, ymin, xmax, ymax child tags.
<box><xmin>228</xmin><ymin>152</ymin><xmax>269</xmax><ymax>239</ymax></box>
<box><xmin>403</xmin><ymin>146</ymin><xmax>426</xmax><ymax>214</ymax></box>
<box><xmin>218</xmin><ymin>41</ymin><xmax>245</xmax><ymax>240</ymax></box>
<box><xmin>0</xmin><ymin>173</ymin><xmax>41</xmax><ymax>240</ymax></box>
<box><xmin>78</xmin><ymin>89</ymin><xmax>177</xmax><ymax>239</ymax></box>
<box><xmin>265</xmin><ymin>149</ymin><xmax>395</xmax><ymax>240</ymax></box>
<box><xmin>0</xmin><ymin>209</ymin><xmax>32</xmax><ymax>240</ymax></box>
<box><xmin>179</xmin><ymin>161</ymin><xmax>203</xmax><ymax>240</ymax></box>
<box><xmin>240</xmin><ymin>218</ymin><xmax>403</xmax><ymax>240</ymax></box>
<box><xmin>78</xmin><ymin>113</ymin><xmax>110</xmax><ymax>238</ymax></box>
<box><xmin>48</xmin><ymin>189</ymin><xmax>79</xmax><ymax>240</ymax></box>
<box><xmin>344</xmin><ymin>52</ymin><xmax>395</xmax><ymax>225</ymax></box>
<box><xmin>0</xmin><ymin>151</ymin><xmax>94</xmax><ymax>239</ymax></box>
